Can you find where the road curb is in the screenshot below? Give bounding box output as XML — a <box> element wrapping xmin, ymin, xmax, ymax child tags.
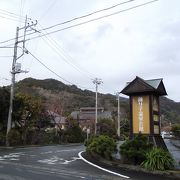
<box><xmin>78</xmin><ymin>151</ymin><xmax>130</xmax><ymax>179</ymax></box>
<box><xmin>80</xmin><ymin>151</ymin><xmax>180</xmax><ymax>180</ymax></box>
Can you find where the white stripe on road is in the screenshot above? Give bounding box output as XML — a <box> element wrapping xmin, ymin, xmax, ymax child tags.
<box><xmin>78</xmin><ymin>151</ymin><xmax>130</xmax><ymax>179</ymax></box>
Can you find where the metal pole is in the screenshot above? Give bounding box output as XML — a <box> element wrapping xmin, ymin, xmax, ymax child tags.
<box><xmin>93</xmin><ymin>78</ymin><xmax>102</xmax><ymax>135</ymax></box>
<box><xmin>6</xmin><ymin>27</ymin><xmax>19</xmax><ymax>146</ymax></box>
<box><xmin>95</xmin><ymin>82</ymin><xmax>98</xmax><ymax>135</ymax></box>
<box><xmin>117</xmin><ymin>92</ymin><xmax>120</xmax><ymax>138</ymax></box>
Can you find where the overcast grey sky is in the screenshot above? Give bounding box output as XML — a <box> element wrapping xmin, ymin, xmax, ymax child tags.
<box><xmin>0</xmin><ymin>0</ymin><xmax>180</xmax><ymax>102</ymax></box>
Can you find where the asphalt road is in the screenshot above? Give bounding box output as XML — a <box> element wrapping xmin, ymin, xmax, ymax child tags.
<box><xmin>0</xmin><ymin>144</ymin><xmax>177</xmax><ymax>180</ymax></box>
<box><xmin>164</xmin><ymin>138</ymin><xmax>180</xmax><ymax>169</ymax></box>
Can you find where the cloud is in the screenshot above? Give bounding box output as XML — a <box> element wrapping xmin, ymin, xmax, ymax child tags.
<box><xmin>1</xmin><ymin>0</ymin><xmax>180</xmax><ymax>102</ymax></box>
<box><xmin>93</xmin><ymin>23</ymin><xmax>113</xmax><ymax>39</ymax></box>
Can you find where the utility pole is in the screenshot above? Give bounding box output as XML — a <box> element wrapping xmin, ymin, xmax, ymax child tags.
<box><xmin>6</xmin><ymin>27</ymin><xmax>19</xmax><ymax>147</ymax></box>
<box><xmin>6</xmin><ymin>16</ymin><xmax>37</xmax><ymax>146</ymax></box>
<box><xmin>93</xmin><ymin>78</ymin><xmax>102</xmax><ymax>135</ymax></box>
<box><xmin>116</xmin><ymin>92</ymin><xmax>120</xmax><ymax>138</ymax></box>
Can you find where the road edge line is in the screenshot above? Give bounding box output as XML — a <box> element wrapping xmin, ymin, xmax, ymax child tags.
<box><xmin>78</xmin><ymin>151</ymin><xmax>130</xmax><ymax>179</ymax></box>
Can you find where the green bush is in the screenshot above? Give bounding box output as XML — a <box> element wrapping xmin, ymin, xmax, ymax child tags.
<box><xmin>142</xmin><ymin>148</ymin><xmax>174</xmax><ymax>171</ymax></box>
<box><xmin>120</xmin><ymin>133</ymin><xmax>153</xmax><ymax>165</ymax></box>
<box><xmin>26</xmin><ymin>129</ymin><xmax>59</xmax><ymax>145</ymax></box>
<box><xmin>171</xmin><ymin>124</ymin><xmax>180</xmax><ymax>138</ymax></box>
<box><xmin>64</xmin><ymin>126</ymin><xmax>85</xmax><ymax>143</ymax></box>
<box><xmin>86</xmin><ymin>135</ymin><xmax>117</xmax><ymax>160</ymax></box>
<box><xmin>84</xmin><ymin>135</ymin><xmax>95</xmax><ymax>147</ymax></box>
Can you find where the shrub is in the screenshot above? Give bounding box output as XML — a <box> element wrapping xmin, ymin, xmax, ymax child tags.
<box><xmin>64</xmin><ymin>126</ymin><xmax>85</xmax><ymax>143</ymax></box>
<box><xmin>142</xmin><ymin>148</ymin><xmax>174</xmax><ymax>171</ymax></box>
<box><xmin>171</xmin><ymin>124</ymin><xmax>180</xmax><ymax>138</ymax></box>
<box><xmin>84</xmin><ymin>135</ymin><xmax>95</xmax><ymax>147</ymax></box>
<box><xmin>86</xmin><ymin>135</ymin><xmax>117</xmax><ymax>160</ymax></box>
<box><xmin>27</xmin><ymin>129</ymin><xmax>59</xmax><ymax>145</ymax></box>
<box><xmin>120</xmin><ymin>133</ymin><xmax>153</xmax><ymax>165</ymax></box>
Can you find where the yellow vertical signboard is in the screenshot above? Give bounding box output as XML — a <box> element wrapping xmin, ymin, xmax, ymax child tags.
<box><xmin>132</xmin><ymin>95</ymin><xmax>150</xmax><ymax>134</ymax></box>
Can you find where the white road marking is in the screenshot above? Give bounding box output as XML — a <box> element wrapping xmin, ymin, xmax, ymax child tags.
<box><xmin>9</xmin><ymin>158</ymin><xmax>19</xmax><ymax>161</ymax></box>
<box><xmin>40</xmin><ymin>151</ymin><xmax>53</xmax><ymax>154</ymax></box>
<box><xmin>61</xmin><ymin>157</ymin><xmax>81</xmax><ymax>164</ymax></box>
<box><xmin>0</xmin><ymin>152</ymin><xmax>25</xmax><ymax>161</ymax></box>
<box><xmin>78</xmin><ymin>151</ymin><xmax>130</xmax><ymax>179</ymax></box>
<box><xmin>38</xmin><ymin>156</ymin><xmax>59</xmax><ymax>164</ymax></box>
<box><xmin>38</xmin><ymin>156</ymin><xmax>81</xmax><ymax>165</ymax></box>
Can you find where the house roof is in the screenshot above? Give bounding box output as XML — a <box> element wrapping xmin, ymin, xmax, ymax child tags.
<box><xmin>146</xmin><ymin>79</ymin><xmax>162</xmax><ymax>89</ymax></box>
<box><xmin>80</xmin><ymin>107</ymin><xmax>104</xmax><ymax>112</ymax></box>
<box><xmin>71</xmin><ymin>110</ymin><xmax>112</xmax><ymax>121</ymax></box>
<box><xmin>48</xmin><ymin>111</ymin><xmax>67</xmax><ymax>124</ymax></box>
<box><xmin>79</xmin><ymin>111</ymin><xmax>111</xmax><ymax>120</ymax></box>
<box><xmin>121</xmin><ymin>76</ymin><xmax>167</xmax><ymax>96</ymax></box>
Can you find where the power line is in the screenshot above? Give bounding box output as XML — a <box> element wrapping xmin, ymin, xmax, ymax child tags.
<box><xmin>28</xmin><ymin>50</ymin><xmax>72</xmax><ymax>84</ymax></box>
<box><xmin>0</xmin><ymin>15</ymin><xmax>25</xmax><ymax>23</ymax></box>
<box><xmin>0</xmin><ymin>0</ymin><xmax>158</xmax><ymax>45</ymax></box>
<box><xmin>38</xmin><ymin>32</ymin><xmax>94</xmax><ymax>79</ymax></box>
<box><xmin>19</xmin><ymin>0</ymin><xmax>25</xmax><ymax>26</ymax></box>
<box><xmin>27</xmin><ymin>49</ymin><xmax>93</xmax><ymax>90</ymax></box>
<box><xmin>38</xmin><ymin>0</ymin><xmax>135</xmax><ymax>32</ymax></box>
<box><xmin>0</xmin><ymin>0</ymin><xmax>133</xmax><ymax>45</ymax></box>
<box><xmin>25</xmin><ymin>0</ymin><xmax>159</xmax><ymax>42</ymax></box>
<box><xmin>39</xmin><ymin>0</ymin><xmax>57</xmax><ymax>20</ymax></box>
<box><xmin>37</xmin><ymin>24</ymin><xmax>95</xmax><ymax>79</ymax></box>
<box><xmin>0</xmin><ymin>8</ymin><xmax>28</xmax><ymax>20</ymax></box>
<box><xmin>0</xmin><ymin>17</ymin><xmax>37</xmax><ymax>46</ymax></box>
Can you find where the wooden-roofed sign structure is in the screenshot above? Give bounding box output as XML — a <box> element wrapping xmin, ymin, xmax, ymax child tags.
<box><xmin>121</xmin><ymin>76</ymin><xmax>167</xmax><ymax>149</ymax></box>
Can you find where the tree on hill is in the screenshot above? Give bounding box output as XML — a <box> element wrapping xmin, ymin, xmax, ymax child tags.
<box><xmin>10</xmin><ymin>78</ymin><xmax>180</xmax><ymax>126</ymax></box>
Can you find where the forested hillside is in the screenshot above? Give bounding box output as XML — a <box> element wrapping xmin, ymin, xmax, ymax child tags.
<box><xmin>5</xmin><ymin>77</ymin><xmax>180</xmax><ymax>125</ymax></box>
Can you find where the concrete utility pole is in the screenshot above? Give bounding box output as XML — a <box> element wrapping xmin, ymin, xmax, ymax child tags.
<box><xmin>6</xmin><ymin>27</ymin><xmax>19</xmax><ymax>147</ymax></box>
<box><xmin>116</xmin><ymin>92</ymin><xmax>120</xmax><ymax>138</ymax></box>
<box><xmin>93</xmin><ymin>78</ymin><xmax>102</xmax><ymax>135</ymax></box>
<box><xmin>6</xmin><ymin>16</ymin><xmax>37</xmax><ymax>146</ymax></box>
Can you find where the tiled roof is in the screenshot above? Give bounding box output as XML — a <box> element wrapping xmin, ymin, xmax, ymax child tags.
<box><xmin>80</xmin><ymin>107</ymin><xmax>104</xmax><ymax>112</ymax></box>
<box><xmin>121</xmin><ymin>76</ymin><xmax>167</xmax><ymax>96</ymax></box>
<box><xmin>71</xmin><ymin>110</ymin><xmax>112</xmax><ymax>120</ymax></box>
<box><xmin>145</xmin><ymin>79</ymin><xmax>162</xmax><ymax>89</ymax></box>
